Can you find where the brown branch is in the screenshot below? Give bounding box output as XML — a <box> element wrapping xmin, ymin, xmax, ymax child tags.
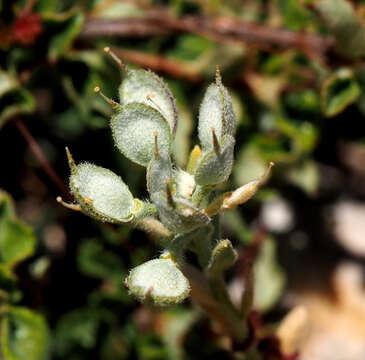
<box><xmin>112</xmin><ymin>48</ymin><xmax>202</xmax><ymax>82</ymax></box>
<box><xmin>79</xmin><ymin>18</ymin><xmax>169</xmax><ymax>37</ymax></box>
<box><xmin>13</xmin><ymin>118</ymin><xmax>71</xmax><ymax>200</ymax></box>
<box><xmin>79</xmin><ymin>11</ymin><xmax>335</xmax><ymax>60</ymax></box>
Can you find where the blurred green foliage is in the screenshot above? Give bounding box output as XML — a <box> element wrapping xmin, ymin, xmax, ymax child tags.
<box><xmin>1</xmin><ymin>0</ymin><xmax>365</xmax><ymax>359</ymax></box>
<box><xmin>0</xmin><ymin>191</ymin><xmax>50</xmax><ymax>360</ymax></box>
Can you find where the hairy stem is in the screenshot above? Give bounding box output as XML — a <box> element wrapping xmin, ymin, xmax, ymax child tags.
<box><xmin>183</xmin><ymin>263</ymin><xmax>249</xmax><ymax>343</ymax></box>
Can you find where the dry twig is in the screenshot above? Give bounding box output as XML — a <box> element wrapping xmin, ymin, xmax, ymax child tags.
<box><xmin>79</xmin><ymin>11</ymin><xmax>335</xmax><ymax>61</ymax></box>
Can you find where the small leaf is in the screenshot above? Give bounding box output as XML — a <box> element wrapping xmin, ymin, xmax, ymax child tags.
<box><xmin>311</xmin><ymin>0</ymin><xmax>365</xmax><ymax>59</ymax></box>
<box><xmin>254</xmin><ymin>237</ymin><xmax>285</xmax><ymax>312</ymax></box>
<box><xmin>53</xmin><ymin>307</ymin><xmax>101</xmax><ymax>356</ymax></box>
<box><xmin>321</xmin><ymin>68</ymin><xmax>360</xmax><ymax>117</ymax></box>
<box><xmin>0</xmin><ymin>221</ymin><xmax>36</xmax><ymax>268</ymax></box>
<box><xmin>207</xmin><ymin>239</ymin><xmax>237</xmax><ymax>275</ymax></box>
<box><xmin>77</xmin><ymin>239</ymin><xmax>125</xmax><ymax>281</ymax></box>
<box><xmin>119</xmin><ymin>69</ymin><xmax>178</xmax><ymax>135</ymax></box>
<box><xmin>195</xmin><ymin>135</ymin><xmax>235</xmax><ymax>186</ymax></box>
<box><xmin>198</xmin><ymin>81</ymin><xmax>236</xmax><ymax>151</ymax></box>
<box><xmin>278</xmin><ymin>0</ymin><xmax>312</xmax><ymax>30</ymax></box>
<box><xmin>0</xmin><ymin>191</ymin><xmax>36</xmax><ymax>269</ymax></box>
<box><xmin>0</xmin><ymin>70</ymin><xmax>35</xmax><ymax>129</ymax></box>
<box><xmin>125</xmin><ymin>258</ymin><xmax>190</xmax><ymax>306</ymax></box>
<box><xmin>70</xmin><ymin>163</ymin><xmax>136</xmax><ymax>223</ymax></box>
<box><xmin>0</xmin><ymin>191</ymin><xmax>15</xmax><ymax>220</ymax></box>
<box><xmin>35</xmin><ymin>0</ymin><xmax>56</xmax><ymax>13</ymax></box>
<box><xmin>47</xmin><ymin>12</ymin><xmax>84</xmax><ymax>60</ymax></box>
<box><xmin>1</xmin><ymin>306</ymin><xmax>49</xmax><ymax>360</ymax></box>
<box><xmin>111</xmin><ymin>103</ymin><xmax>171</xmax><ymax>167</ymax></box>
<box><xmin>286</xmin><ymin>160</ymin><xmax>319</xmax><ymax>196</ymax></box>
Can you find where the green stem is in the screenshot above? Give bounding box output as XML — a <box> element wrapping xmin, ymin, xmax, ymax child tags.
<box><xmin>183</xmin><ymin>264</ymin><xmax>249</xmax><ymax>343</ymax></box>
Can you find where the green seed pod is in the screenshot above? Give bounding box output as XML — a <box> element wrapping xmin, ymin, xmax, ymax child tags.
<box><xmin>69</xmin><ymin>162</ymin><xmax>137</xmax><ymax>223</ymax></box>
<box><xmin>119</xmin><ymin>68</ymin><xmax>178</xmax><ymax>136</ymax></box>
<box><xmin>198</xmin><ymin>70</ymin><xmax>236</xmax><ymax>152</ymax></box>
<box><xmin>195</xmin><ymin>135</ymin><xmax>235</xmax><ymax>186</ymax></box>
<box><xmin>125</xmin><ymin>257</ymin><xmax>190</xmax><ymax>306</ymax></box>
<box><xmin>111</xmin><ymin>102</ymin><xmax>171</xmax><ymax>167</ymax></box>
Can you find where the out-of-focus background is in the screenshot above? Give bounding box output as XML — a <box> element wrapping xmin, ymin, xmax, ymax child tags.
<box><xmin>1</xmin><ymin>0</ymin><xmax>365</xmax><ymax>359</ymax></box>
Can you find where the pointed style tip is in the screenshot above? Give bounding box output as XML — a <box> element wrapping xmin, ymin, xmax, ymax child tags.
<box><xmin>65</xmin><ymin>146</ymin><xmax>72</xmax><ymax>161</ymax></box>
<box><xmin>65</xmin><ymin>147</ymin><xmax>76</xmax><ymax>173</ymax></box>
<box><xmin>56</xmin><ymin>196</ymin><xmax>62</xmax><ymax>203</ymax></box>
<box><xmin>165</xmin><ymin>178</ymin><xmax>175</xmax><ymax>207</ymax></box>
<box><xmin>259</xmin><ymin>161</ymin><xmax>275</xmax><ymax>186</ymax></box>
<box><xmin>146</xmin><ymin>286</ymin><xmax>154</xmax><ymax>298</ymax></box>
<box><xmin>103</xmin><ymin>46</ymin><xmax>125</xmax><ymax>69</ymax></box>
<box><xmin>211</xmin><ymin>127</ymin><xmax>220</xmax><ymax>152</ymax></box>
<box><xmin>94</xmin><ymin>86</ymin><xmax>119</xmax><ymax>108</ymax></box>
<box><xmin>153</xmin><ymin>131</ymin><xmax>159</xmax><ymax>157</ymax></box>
<box><xmin>221</xmin><ymin>161</ymin><xmax>275</xmax><ymax>210</ymax></box>
<box><xmin>215</xmin><ymin>65</ymin><xmax>222</xmax><ymax>85</ymax></box>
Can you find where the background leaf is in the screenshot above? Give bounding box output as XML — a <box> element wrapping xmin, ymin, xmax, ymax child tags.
<box><xmin>254</xmin><ymin>237</ymin><xmax>286</xmax><ymax>312</ymax></box>
<box><xmin>0</xmin><ymin>191</ymin><xmax>36</xmax><ymax>269</ymax></box>
<box><xmin>321</xmin><ymin>68</ymin><xmax>360</xmax><ymax>117</ymax></box>
<box><xmin>47</xmin><ymin>12</ymin><xmax>84</xmax><ymax>60</ymax></box>
<box><xmin>1</xmin><ymin>306</ymin><xmax>49</xmax><ymax>360</ymax></box>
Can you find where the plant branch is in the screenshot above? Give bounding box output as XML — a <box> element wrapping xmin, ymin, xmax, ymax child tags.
<box><xmin>79</xmin><ymin>17</ymin><xmax>169</xmax><ymax>37</ymax></box>
<box><xmin>79</xmin><ymin>11</ymin><xmax>335</xmax><ymax>60</ymax></box>
<box><xmin>13</xmin><ymin>118</ymin><xmax>71</xmax><ymax>200</ymax></box>
<box><xmin>182</xmin><ymin>263</ymin><xmax>249</xmax><ymax>344</ymax></box>
<box><xmin>112</xmin><ymin>48</ymin><xmax>202</xmax><ymax>82</ymax></box>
